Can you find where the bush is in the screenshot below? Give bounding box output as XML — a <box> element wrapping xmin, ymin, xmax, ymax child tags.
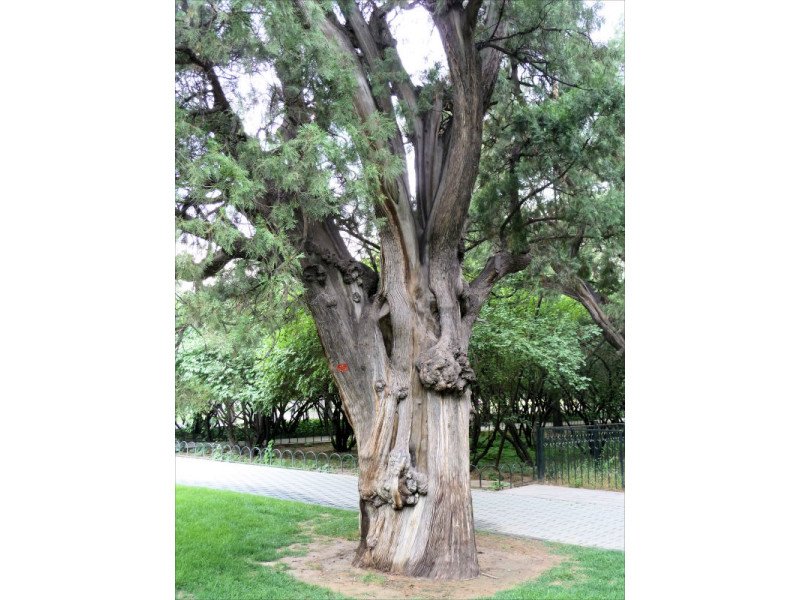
<box><xmin>291</xmin><ymin>418</ymin><xmax>328</xmax><ymax>438</ymax></box>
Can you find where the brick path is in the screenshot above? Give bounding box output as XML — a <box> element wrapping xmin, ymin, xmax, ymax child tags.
<box><xmin>176</xmin><ymin>456</ymin><xmax>624</xmax><ymax>551</ymax></box>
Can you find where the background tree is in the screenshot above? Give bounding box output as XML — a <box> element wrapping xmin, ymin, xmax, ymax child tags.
<box><xmin>469</xmin><ymin>18</ymin><xmax>624</xmax><ymax>353</ymax></box>
<box><xmin>468</xmin><ymin>283</ymin><xmax>605</xmax><ymax>465</ymax></box>
<box><xmin>175</xmin><ymin>326</ymin><xmax>270</xmax><ymax>446</ymax></box>
<box><xmin>571</xmin><ymin>339</ymin><xmax>624</xmax><ymax>423</ymax></box>
<box><xmin>259</xmin><ymin>311</ymin><xmax>355</xmax><ymax>451</ymax></box>
<box><xmin>175</xmin><ymin>0</ymin><xmax>622</xmax><ymax>580</ymax></box>
<box><xmin>175</xmin><ymin>282</ymin><xmax>277</xmax><ymax>445</ymax></box>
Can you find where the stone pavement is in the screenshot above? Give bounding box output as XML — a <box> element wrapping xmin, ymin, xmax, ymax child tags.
<box><xmin>176</xmin><ymin>456</ymin><xmax>624</xmax><ymax>551</ymax></box>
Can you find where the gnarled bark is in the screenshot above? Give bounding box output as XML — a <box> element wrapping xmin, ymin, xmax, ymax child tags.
<box><xmin>304</xmin><ymin>250</ymin><xmax>482</xmax><ymax>579</ymax></box>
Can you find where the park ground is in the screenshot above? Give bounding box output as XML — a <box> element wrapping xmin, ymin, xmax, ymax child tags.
<box><xmin>176</xmin><ymin>485</ymin><xmax>625</xmax><ymax>599</ymax></box>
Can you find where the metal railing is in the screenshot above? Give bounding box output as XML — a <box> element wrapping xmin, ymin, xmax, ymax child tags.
<box><xmin>174</xmin><ymin>441</ymin><xmax>360</xmax><ymax>474</ymax></box>
<box><xmin>468</xmin><ymin>423</ymin><xmax>624</xmax><ymax>491</ymax></box>
<box><xmin>176</xmin><ymin>422</ymin><xmax>624</xmax><ymax>491</ymax></box>
<box><xmin>535</xmin><ymin>423</ymin><xmax>624</xmax><ymax>489</ymax></box>
<box><xmin>270</xmin><ymin>434</ymin><xmax>333</xmax><ymax>446</ymax></box>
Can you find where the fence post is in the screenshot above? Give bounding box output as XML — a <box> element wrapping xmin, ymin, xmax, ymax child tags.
<box><xmin>619</xmin><ymin>426</ymin><xmax>625</xmax><ymax>486</ymax></box>
<box><xmin>535</xmin><ymin>424</ymin><xmax>545</xmax><ymax>481</ymax></box>
<box><xmin>591</xmin><ymin>423</ymin><xmax>601</xmax><ymax>462</ymax></box>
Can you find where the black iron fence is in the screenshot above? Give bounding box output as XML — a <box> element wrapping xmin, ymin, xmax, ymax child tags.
<box><xmin>468</xmin><ymin>423</ymin><xmax>624</xmax><ymax>490</ymax></box>
<box><xmin>176</xmin><ymin>422</ymin><xmax>624</xmax><ymax>491</ymax></box>
<box><xmin>535</xmin><ymin>423</ymin><xmax>624</xmax><ymax>489</ymax></box>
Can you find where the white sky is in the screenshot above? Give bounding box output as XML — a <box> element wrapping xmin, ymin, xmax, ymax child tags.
<box><xmin>595</xmin><ymin>1</ymin><xmax>625</xmax><ymax>43</ymax></box>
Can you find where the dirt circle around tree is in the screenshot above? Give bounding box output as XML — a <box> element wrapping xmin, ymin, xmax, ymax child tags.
<box><xmin>262</xmin><ymin>531</ymin><xmax>563</xmax><ymax>599</ymax></box>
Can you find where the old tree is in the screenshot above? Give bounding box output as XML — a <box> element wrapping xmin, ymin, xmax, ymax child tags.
<box><xmin>176</xmin><ymin>0</ymin><xmax>623</xmax><ymax>580</ymax></box>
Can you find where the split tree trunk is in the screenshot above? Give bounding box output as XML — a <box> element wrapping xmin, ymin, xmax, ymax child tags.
<box><xmin>304</xmin><ymin>250</ymin><xmax>483</xmax><ymax>579</ymax></box>
<box><xmin>293</xmin><ymin>2</ymin><xmax>523</xmax><ymax>576</ymax></box>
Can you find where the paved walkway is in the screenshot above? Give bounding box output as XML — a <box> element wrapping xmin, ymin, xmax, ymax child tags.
<box><xmin>176</xmin><ymin>456</ymin><xmax>624</xmax><ymax>551</ymax></box>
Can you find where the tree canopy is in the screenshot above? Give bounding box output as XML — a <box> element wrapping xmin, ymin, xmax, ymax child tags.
<box><xmin>175</xmin><ymin>1</ymin><xmax>623</xmax><ymax>324</ymax></box>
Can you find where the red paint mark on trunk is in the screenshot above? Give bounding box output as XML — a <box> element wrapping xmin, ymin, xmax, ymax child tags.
<box><xmin>337</xmin><ymin>363</ymin><xmax>348</xmax><ymax>372</ymax></box>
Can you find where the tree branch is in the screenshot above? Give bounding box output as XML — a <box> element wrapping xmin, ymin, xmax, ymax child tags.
<box><xmin>478</xmin><ymin>0</ymin><xmax>507</xmax><ymax>112</ymax></box>
<box><xmin>543</xmin><ymin>275</ymin><xmax>625</xmax><ymax>355</ymax></box>
<box><xmin>464</xmin><ymin>251</ymin><xmax>532</xmax><ymax>330</ymax></box>
<box><xmin>175</xmin><ymin>45</ymin><xmax>247</xmax><ymax>140</ymax></box>
<box><xmin>198</xmin><ymin>239</ymin><xmax>249</xmax><ymax>280</ymax></box>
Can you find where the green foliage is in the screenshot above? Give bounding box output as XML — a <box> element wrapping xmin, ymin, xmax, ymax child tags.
<box><xmin>258</xmin><ymin>310</ymin><xmax>336</xmax><ymax>410</ymax></box>
<box><xmin>176</xmin><ymin>0</ymin><xmax>406</xmax><ymax>309</ymax></box>
<box><xmin>575</xmin><ymin>342</ymin><xmax>625</xmax><ymax>423</ymax></box>
<box><xmin>292</xmin><ymin>419</ymin><xmax>330</xmax><ymax>437</ymax></box>
<box><xmin>175</xmin><ymin>327</ymin><xmax>266</xmax><ymax>418</ymax></box>
<box><xmin>470</xmin><ymin>285</ymin><xmax>598</xmax><ymax>396</ymax></box>
<box><xmin>175</xmin><ymin>284</ymin><xmax>277</xmax><ymax>435</ymax></box>
<box><xmin>468</xmin><ymin>281</ymin><xmax>623</xmax><ymax>466</ymax></box>
<box><xmin>470</xmin><ymin>3</ymin><xmax>625</xmax><ymax>305</ymax></box>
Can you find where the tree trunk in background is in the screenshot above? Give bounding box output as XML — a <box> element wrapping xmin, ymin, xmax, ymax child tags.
<box><xmin>254</xmin><ymin>413</ymin><xmax>268</xmax><ymax>447</ymax></box>
<box><xmin>225</xmin><ymin>403</ymin><xmax>237</xmax><ymax>446</ymax></box>
<box><xmin>204</xmin><ymin>410</ymin><xmax>215</xmax><ymax>441</ymax></box>
<box><xmin>191</xmin><ymin>415</ymin><xmax>202</xmax><ymax>438</ymax></box>
<box><xmin>552</xmin><ymin>400</ymin><xmax>564</xmax><ymax>427</ymax></box>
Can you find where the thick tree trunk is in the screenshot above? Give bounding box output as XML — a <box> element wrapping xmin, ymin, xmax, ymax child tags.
<box><xmin>354</xmin><ymin>387</ymin><xmax>477</xmax><ymax>579</ymax></box>
<box><xmin>304</xmin><ymin>238</ymin><xmax>482</xmax><ymax>579</ymax></box>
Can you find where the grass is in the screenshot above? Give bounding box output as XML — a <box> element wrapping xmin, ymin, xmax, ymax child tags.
<box><xmin>175</xmin><ymin>486</ymin><xmax>354</xmax><ymax>599</ymax></box>
<box><xmin>481</xmin><ymin>544</ymin><xmax>624</xmax><ymax>599</ymax></box>
<box><xmin>176</xmin><ymin>485</ymin><xmax>624</xmax><ymax>599</ymax></box>
<box><xmin>360</xmin><ymin>572</ymin><xmax>387</xmax><ymax>584</ymax></box>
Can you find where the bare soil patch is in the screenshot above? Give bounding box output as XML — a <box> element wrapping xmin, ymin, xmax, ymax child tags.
<box><xmin>262</xmin><ymin>531</ymin><xmax>562</xmax><ymax>599</ymax></box>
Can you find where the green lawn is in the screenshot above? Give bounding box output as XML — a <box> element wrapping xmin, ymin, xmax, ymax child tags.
<box><xmin>478</xmin><ymin>543</ymin><xmax>624</xmax><ymax>599</ymax></box>
<box><xmin>176</xmin><ymin>485</ymin><xmax>624</xmax><ymax>599</ymax></box>
<box><xmin>175</xmin><ymin>486</ymin><xmax>354</xmax><ymax>599</ymax></box>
